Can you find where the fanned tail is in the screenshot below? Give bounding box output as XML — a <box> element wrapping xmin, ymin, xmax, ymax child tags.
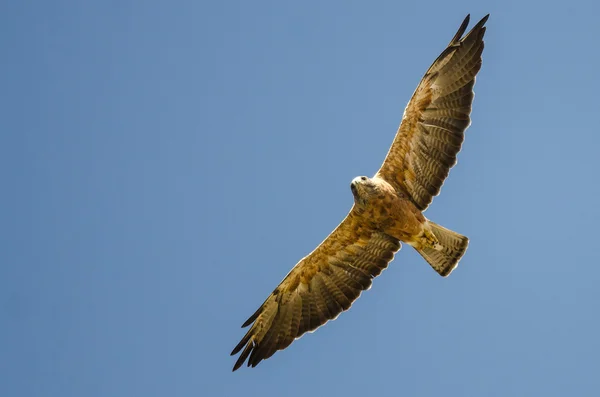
<box><xmin>416</xmin><ymin>221</ymin><xmax>469</xmax><ymax>277</ymax></box>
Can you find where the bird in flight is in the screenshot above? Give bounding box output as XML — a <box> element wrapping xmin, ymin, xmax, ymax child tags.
<box><xmin>231</xmin><ymin>14</ymin><xmax>488</xmax><ymax>371</ymax></box>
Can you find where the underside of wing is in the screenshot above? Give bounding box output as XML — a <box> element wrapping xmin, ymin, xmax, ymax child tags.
<box><xmin>376</xmin><ymin>14</ymin><xmax>488</xmax><ymax>210</ymax></box>
<box><xmin>230</xmin><ymin>210</ymin><xmax>401</xmax><ymax>371</ymax></box>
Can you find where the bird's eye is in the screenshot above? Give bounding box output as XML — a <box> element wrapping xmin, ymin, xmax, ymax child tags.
<box><xmin>360</xmin><ymin>176</ymin><xmax>367</xmax><ymax>181</ymax></box>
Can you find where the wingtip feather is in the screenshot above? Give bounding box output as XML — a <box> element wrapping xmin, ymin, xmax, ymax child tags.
<box><xmin>231</xmin><ymin>328</ymin><xmax>253</xmax><ymax>356</ymax></box>
<box><xmin>449</xmin><ymin>14</ymin><xmax>470</xmax><ymax>45</ymax></box>
<box><xmin>241</xmin><ymin>317</ymin><xmax>254</xmax><ymax>328</ymax></box>
<box><xmin>468</xmin><ymin>14</ymin><xmax>490</xmax><ymax>37</ymax></box>
<box><xmin>451</xmin><ymin>14</ymin><xmax>489</xmax><ymax>46</ymax></box>
<box><xmin>232</xmin><ymin>341</ymin><xmax>254</xmax><ymax>371</ymax></box>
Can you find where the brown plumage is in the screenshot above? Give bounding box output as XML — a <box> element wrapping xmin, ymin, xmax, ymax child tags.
<box><xmin>231</xmin><ymin>14</ymin><xmax>488</xmax><ymax>371</ymax></box>
<box><xmin>376</xmin><ymin>14</ymin><xmax>488</xmax><ymax>210</ymax></box>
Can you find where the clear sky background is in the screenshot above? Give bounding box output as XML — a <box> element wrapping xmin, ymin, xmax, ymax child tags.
<box><xmin>2</xmin><ymin>1</ymin><xmax>600</xmax><ymax>396</ymax></box>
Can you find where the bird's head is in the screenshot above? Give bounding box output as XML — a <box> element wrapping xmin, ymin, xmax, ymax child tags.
<box><xmin>350</xmin><ymin>176</ymin><xmax>379</xmax><ymax>206</ymax></box>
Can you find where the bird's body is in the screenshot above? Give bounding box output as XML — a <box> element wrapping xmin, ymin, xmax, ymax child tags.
<box><xmin>351</xmin><ymin>176</ymin><xmax>426</xmax><ymax>246</ymax></box>
<box><xmin>231</xmin><ymin>14</ymin><xmax>488</xmax><ymax>371</ymax></box>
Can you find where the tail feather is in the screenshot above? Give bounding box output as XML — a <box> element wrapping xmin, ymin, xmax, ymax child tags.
<box><xmin>417</xmin><ymin>221</ymin><xmax>469</xmax><ymax>277</ymax></box>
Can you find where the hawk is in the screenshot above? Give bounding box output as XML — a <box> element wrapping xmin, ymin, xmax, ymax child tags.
<box><xmin>231</xmin><ymin>14</ymin><xmax>488</xmax><ymax>371</ymax></box>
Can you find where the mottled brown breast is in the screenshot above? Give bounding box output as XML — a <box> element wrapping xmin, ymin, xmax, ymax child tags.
<box><xmin>357</xmin><ymin>178</ymin><xmax>426</xmax><ymax>243</ymax></box>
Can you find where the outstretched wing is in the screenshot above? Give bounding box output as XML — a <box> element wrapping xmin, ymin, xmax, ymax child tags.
<box><xmin>231</xmin><ymin>209</ymin><xmax>401</xmax><ymax>371</ymax></box>
<box><xmin>376</xmin><ymin>14</ymin><xmax>488</xmax><ymax>210</ymax></box>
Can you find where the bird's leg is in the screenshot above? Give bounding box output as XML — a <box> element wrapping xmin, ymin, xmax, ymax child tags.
<box><xmin>420</xmin><ymin>227</ymin><xmax>442</xmax><ymax>251</ymax></box>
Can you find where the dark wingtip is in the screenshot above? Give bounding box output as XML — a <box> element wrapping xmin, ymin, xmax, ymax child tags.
<box><xmin>449</xmin><ymin>14</ymin><xmax>471</xmax><ymax>45</ymax></box>
<box><xmin>451</xmin><ymin>14</ymin><xmax>489</xmax><ymax>46</ymax></box>
<box><xmin>231</xmin><ymin>338</ymin><xmax>247</xmax><ymax>356</ymax></box>
<box><xmin>463</xmin><ymin>14</ymin><xmax>471</xmax><ymax>26</ymax></box>
<box><xmin>474</xmin><ymin>14</ymin><xmax>489</xmax><ymax>29</ymax></box>
<box><xmin>241</xmin><ymin>301</ymin><xmax>266</xmax><ymax>328</ymax></box>
<box><xmin>231</xmin><ymin>327</ymin><xmax>253</xmax><ymax>356</ymax></box>
<box><xmin>232</xmin><ymin>359</ymin><xmax>243</xmax><ymax>372</ymax></box>
<box><xmin>232</xmin><ymin>341</ymin><xmax>254</xmax><ymax>371</ymax></box>
<box><xmin>232</xmin><ymin>360</ymin><xmax>242</xmax><ymax>372</ymax></box>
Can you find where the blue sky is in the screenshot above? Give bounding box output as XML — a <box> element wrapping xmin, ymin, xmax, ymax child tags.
<box><xmin>2</xmin><ymin>1</ymin><xmax>600</xmax><ymax>396</ymax></box>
